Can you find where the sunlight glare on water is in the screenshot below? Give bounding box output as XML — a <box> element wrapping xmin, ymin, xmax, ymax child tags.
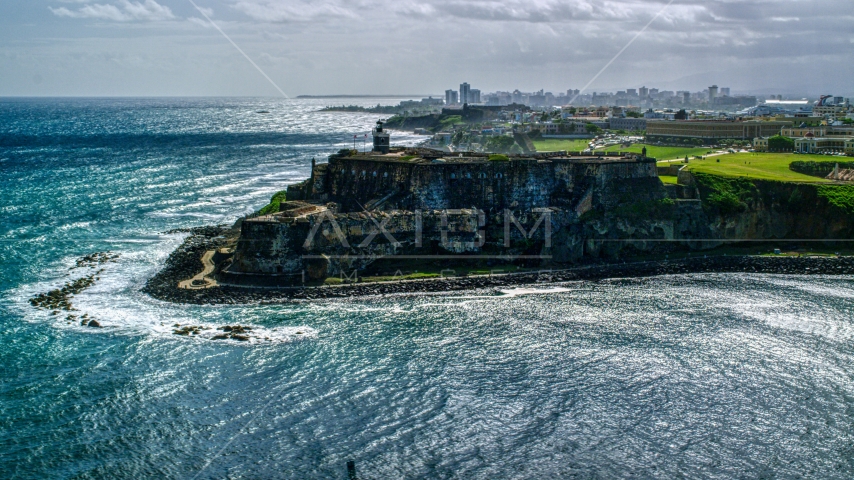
<box><xmin>1</xmin><ymin>98</ymin><xmax>853</xmax><ymax>479</ymax></box>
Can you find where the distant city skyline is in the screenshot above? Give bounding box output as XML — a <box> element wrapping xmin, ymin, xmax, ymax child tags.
<box><xmin>1</xmin><ymin>0</ymin><xmax>852</xmax><ymax>97</ymax></box>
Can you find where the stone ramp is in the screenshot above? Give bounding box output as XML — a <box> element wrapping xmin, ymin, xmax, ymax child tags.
<box><xmin>178</xmin><ymin>250</ymin><xmax>218</xmax><ymax>290</ymax></box>
<box><xmin>826</xmin><ymin>168</ymin><xmax>854</xmax><ymax>182</ymax></box>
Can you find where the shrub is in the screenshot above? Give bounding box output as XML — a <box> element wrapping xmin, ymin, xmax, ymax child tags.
<box><xmin>790</xmin><ymin>161</ymin><xmax>854</xmax><ymax>178</ymax></box>
<box><xmin>488</xmin><ymin>154</ymin><xmax>510</xmax><ymax>162</ymax></box>
<box><xmin>817</xmin><ymin>185</ymin><xmax>854</xmax><ymax>215</ymax></box>
<box><xmin>257</xmin><ymin>191</ymin><xmax>287</xmax><ymax>216</ymax></box>
<box><xmin>439</xmin><ymin>115</ymin><xmax>463</xmax><ymax>129</ymax></box>
<box><xmin>693</xmin><ymin>173</ymin><xmax>753</xmax><ymax>215</ymax></box>
<box><xmin>707</xmin><ymin>191</ymin><xmax>746</xmax><ymax>215</ymax></box>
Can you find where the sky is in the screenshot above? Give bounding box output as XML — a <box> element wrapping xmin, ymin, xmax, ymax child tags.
<box><xmin>1</xmin><ymin>0</ymin><xmax>852</xmax><ymax>97</ymax></box>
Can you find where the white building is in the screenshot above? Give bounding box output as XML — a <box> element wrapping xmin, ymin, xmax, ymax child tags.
<box><xmin>794</xmin><ymin>132</ymin><xmax>854</xmax><ymax>154</ymax></box>
<box><xmin>445</xmin><ymin>90</ymin><xmax>458</xmax><ymax>105</ymax></box>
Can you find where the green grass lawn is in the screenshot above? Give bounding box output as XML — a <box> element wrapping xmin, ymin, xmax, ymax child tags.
<box><xmin>659</xmin><ymin>175</ymin><xmax>679</xmax><ymax>185</ymax></box>
<box><xmin>598</xmin><ymin>144</ymin><xmax>714</xmax><ymax>161</ymax></box>
<box><xmin>684</xmin><ymin>153</ymin><xmax>834</xmax><ymax>183</ymax></box>
<box><xmin>533</xmin><ymin>139</ymin><xmax>591</xmax><ymax>152</ymax></box>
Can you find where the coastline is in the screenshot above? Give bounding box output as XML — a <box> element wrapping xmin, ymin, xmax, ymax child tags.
<box><xmin>143</xmin><ymin>226</ymin><xmax>854</xmax><ymax>305</ymax></box>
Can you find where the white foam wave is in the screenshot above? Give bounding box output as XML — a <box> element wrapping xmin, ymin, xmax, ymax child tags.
<box><xmin>497</xmin><ymin>286</ymin><xmax>576</xmax><ymax>297</ymax></box>
<box><xmin>8</xmin><ymin>234</ymin><xmax>317</xmax><ymax>346</ymax></box>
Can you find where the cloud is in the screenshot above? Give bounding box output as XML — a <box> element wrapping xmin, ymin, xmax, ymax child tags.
<box><xmin>50</xmin><ymin>0</ymin><xmax>175</xmax><ymax>22</ymax></box>
<box><xmin>21</xmin><ymin>0</ymin><xmax>853</xmax><ymax>96</ymax></box>
<box><xmin>230</xmin><ymin>0</ymin><xmax>706</xmax><ymax>25</ymax></box>
<box><xmin>187</xmin><ymin>16</ymin><xmax>213</xmax><ymax>28</ymax></box>
<box><xmin>232</xmin><ymin>1</ymin><xmax>358</xmax><ymax>23</ymax></box>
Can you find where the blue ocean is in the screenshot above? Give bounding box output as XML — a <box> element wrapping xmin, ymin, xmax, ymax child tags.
<box><xmin>1</xmin><ymin>98</ymin><xmax>853</xmax><ymax>479</ymax></box>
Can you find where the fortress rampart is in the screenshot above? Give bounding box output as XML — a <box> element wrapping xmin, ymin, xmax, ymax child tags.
<box><xmin>305</xmin><ymin>154</ymin><xmax>659</xmax><ymax>212</ymax></box>
<box><xmin>219</xmin><ymin>149</ymin><xmax>678</xmax><ymax>285</ymax></box>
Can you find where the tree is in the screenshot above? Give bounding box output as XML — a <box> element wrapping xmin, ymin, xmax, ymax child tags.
<box><xmin>626</xmin><ymin>111</ymin><xmax>642</xmax><ymax>118</ymax></box>
<box><xmin>484</xmin><ymin>136</ymin><xmax>516</xmax><ymax>153</ymax></box>
<box><xmin>674</xmin><ymin>109</ymin><xmax>689</xmax><ymax>120</ymax></box>
<box><xmin>558</xmin><ymin>123</ymin><xmax>577</xmax><ymax>134</ymax></box>
<box><xmin>768</xmin><ymin>135</ymin><xmax>794</xmax><ymax>152</ymax></box>
<box><xmin>585</xmin><ymin>123</ymin><xmax>602</xmax><ymax>134</ymax></box>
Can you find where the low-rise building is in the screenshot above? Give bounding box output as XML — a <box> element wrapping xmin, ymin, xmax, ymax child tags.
<box><xmin>609</xmin><ymin>117</ymin><xmax>647</xmax><ymax>131</ymax></box>
<box><xmin>753</xmin><ymin>137</ymin><xmax>769</xmax><ymax>152</ymax></box>
<box><xmin>794</xmin><ymin>133</ymin><xmax>854</xmax><ymax>154</ymax></box>
<box><xmin>813</xmin><ymin>104</ymin><xmax>851</xmax><ymax>119</ymax></box>
<box><xmin>646</xmin><ymin>120</ymin><xmax>793</xmax><ymax>141</ymax></box>
<box><xmin>782</xmin><ymin>126</ymin><xmax>854</xmax><ymax>138</ymax></box>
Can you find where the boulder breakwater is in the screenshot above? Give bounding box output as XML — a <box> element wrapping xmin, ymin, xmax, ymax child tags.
<box><xmin>142</xmin><ymin>225</ymin><xmax>854</xmax><ymax>305</ymax></box>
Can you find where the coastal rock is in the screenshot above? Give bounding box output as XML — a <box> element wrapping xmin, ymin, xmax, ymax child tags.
<box><xmin>305</xmin><ymin>255</ymin><xmax>330</xmax><ymax>280</ymax></box>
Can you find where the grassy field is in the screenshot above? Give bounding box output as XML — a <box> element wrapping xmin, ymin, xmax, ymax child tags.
<box><xmin>684</xmin><ymin>153</ymin><xmax>834</xmax><ymax>182</ymax></box>
<box><xmin>659</xmin><ymin>175</ymin><xmax>679</xmax><ymax>185</ymax></box>
<box><xmin>598</xmin><ymin>144</ymin><xmax>715</xmax><ymax>161</ymax></box>
<box><xmin>533</xmin><ymin>139</ymin><xmax>591</xmax><ymax>152</ymax></box>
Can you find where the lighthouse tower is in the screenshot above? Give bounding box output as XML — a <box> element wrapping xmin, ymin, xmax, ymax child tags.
<box><xmin>372</xmin><ymin>120</ymin><xmax>390</xmax><ymax>154</ymax></box>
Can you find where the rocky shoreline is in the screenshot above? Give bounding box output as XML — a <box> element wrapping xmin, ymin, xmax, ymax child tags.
<box><xmin>30</xmin><ymin>251</ymin><xmax>121</xmax><ymax>327</ymax></box>
<box><xmin>142</xmin><ymin>226</ymin><xmax>854</xmax><ymax>305</ymax></box>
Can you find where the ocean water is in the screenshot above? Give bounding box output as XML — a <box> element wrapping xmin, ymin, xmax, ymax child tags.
<box><xmin>1</xmin><ymin>98</ymin><xmax>853</xmax><ymax>479</ymax></box>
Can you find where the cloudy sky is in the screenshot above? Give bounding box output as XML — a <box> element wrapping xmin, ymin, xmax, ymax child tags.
<box><xmin>1</xmin><ymin>0</ymin><xmax>852</xmax><ymax>97</ymax></box>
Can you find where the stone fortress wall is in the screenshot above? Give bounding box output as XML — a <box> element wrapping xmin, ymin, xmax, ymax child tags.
<box><xmin>221</xmin><ymin>149</ymin><xmax>676</xmax><ymax>285</ymax></box>
<box><xmin>311</xmin><ymin>154</ymin><xmax>659</xmax><ymax>212</ymax></box>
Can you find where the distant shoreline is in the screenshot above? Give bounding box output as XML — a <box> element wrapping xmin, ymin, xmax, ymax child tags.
<box><xmin>297</xmin><ymin>95</ymin><xmax>441</xmax><ymax>99</ymax></box>
<box><xmin>143</xmin><ymin>226</ymin><xmax>854</xmax><ymax>305</ymax></box>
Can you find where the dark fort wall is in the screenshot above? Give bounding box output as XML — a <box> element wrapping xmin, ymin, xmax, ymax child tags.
<box><xmin>292</xmin><ymin>156</ymin><xmax>660</xmax><ymax>212</ymax></box>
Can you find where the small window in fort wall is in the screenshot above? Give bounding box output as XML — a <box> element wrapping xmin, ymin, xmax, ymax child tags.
<box><xmin>351</xmin><ymin>169</ymin><xmax>356</xmax><ymax>175</ymax></box>
<box><xmin>384</xmin><ymin>172</ymin><xmax>388</xmax><ymax>178</ymax></box>
<box><xmin>466</xmin><ymin>173</ymin><xmax>471</xmax><ymax>179</ymax></box>
<box><xmin>450</xmin><ymin>173</ymin><xmax>456</xmax><ymax>179</ymax></box>
<box><xmin>495</xmin><ymin>173</ymin><xmax>503</xmax><ymax>179</ymax></box>
<box><xmin>372</xmin><ymin>172</ymin><xmax>377</xmax><ymax>177</ymax></box>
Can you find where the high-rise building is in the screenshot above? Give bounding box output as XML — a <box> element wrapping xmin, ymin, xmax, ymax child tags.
<box><xmin>512</xmin><ymin>90</ymin><xmax>523</xmax><ymax>104</ymax></box>
<box><xmin>469</xmin><ymin>89</ymin><xmax>481</xmax><ymax>104</ymax></box>
<box><xmin>720</xmin><ymin>87</ymin><xmax>731</xmax><ymax>97</ymax></box>
<box><xmin>459</xmin><ymin>83</ymin><xmax>471</xmax><ymax>105</ymax></box>
<box><xmin>445</xmin><ymin>89</ymin><xmax>458</xmax><ymax>105</ymax></box>
<box><xmin>544</xmin><ymin>92</ymin><xmax>555</xmax><ymax>106</ymax></box>
<box><xmin>708</xmin><ymin>85</ymin><xmax>719</xmax><ymax>101</ymax></box>
<box><xmin>627</xmin><ymin>88</ymin><xmax>638</xmax><ymax>97</ymax></box>
<box><xmin>639</xmin><ymin>86</ymin><xmax>649</xmax><ymax>98</ymax></box>
<box><xmin>681</xmin><ymin>91</ymin><xmax>691</xmax><ymax>104</ymax></box>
